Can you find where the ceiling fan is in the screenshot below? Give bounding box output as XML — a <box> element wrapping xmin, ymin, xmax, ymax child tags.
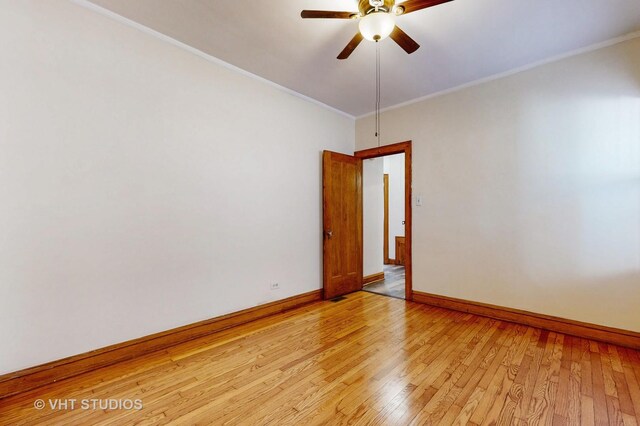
<box><xmin>301</xmin><ymin>0</ymin><xmax>453</xmax><ymax>59</ymax></box>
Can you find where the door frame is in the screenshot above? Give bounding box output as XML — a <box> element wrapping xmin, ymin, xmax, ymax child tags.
<box><xmin>383</xmin><ymin>173</ymin><xmax>391</xmax><ymax>265</ymax></box>
<box><xmin>354</xmin><ymin>141</ymin><xmax>413</xmax><ymax>301</ymax></box>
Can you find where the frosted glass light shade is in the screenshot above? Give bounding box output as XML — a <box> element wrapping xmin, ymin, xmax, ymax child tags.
<box><xmin>358</xmin><ymin>12</ymin><xmax>395</xmax><ymax>41</ymax></box>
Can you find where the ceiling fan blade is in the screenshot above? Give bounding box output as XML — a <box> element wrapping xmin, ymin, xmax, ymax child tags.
<box><xmin>301</xmin><ymin>10</ymin><xmax>355</xmax><ymax>19</ymax></box>
<box><xmin>398</xmin><ymin>0</ymin><xmax>454</xmax><ymax>15</ymax></box>
<box><xmin>337</xmin><ymin>33</ymin><xmax>364</xmax><ymax>60</ymax></box>
<box><xmin>390</xmin><ymin>26</ymin><xmax>420</xmax><ymax>54</ymax></box>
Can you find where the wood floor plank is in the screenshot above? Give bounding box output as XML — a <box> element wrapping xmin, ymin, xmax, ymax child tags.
<box><xmin>582</xmin><ymin>337</ymin><xmax>594</xmax><ymax>398</ymax></box>
<box><xmin>602</xmin><ymin>343</ymin><xmax>623</xmax><ymax>399</ymax></box>
<box><xmin>494</xmin><ymin>327</ymin><xmax>537</xmax><ymax>425</ymax></box>
<box><xmin>1</xmin><ymin>291</ymin><xmax>640</xmax><ymax>426</ymax></box>
<box><xmin>515</xmin><ymin>329</ymin><xmax>550</xmax><ymax>423</ymax></box>
<box><xmin>582</xmin><ymin>395</ymin><xmax>596</xmax><ymax>426</ymax></box>
<box><xmin>592</xmin><ymin>349</ymin><xmax>613</xmax><ymax>426</ymax></box>
<box><xmin>620</xmin><ymin>348</ymin><xmax>640</xmax><ymax>421</ymax></box>
<box><xmin>608</xmin><ymin>395</ymin><xmax>627</xmax><ymax>426</ymax></box>
<box><xmin>522</xmin><ymin>331</ymin><xmax>556</xmax><ymax>425</ymax></box>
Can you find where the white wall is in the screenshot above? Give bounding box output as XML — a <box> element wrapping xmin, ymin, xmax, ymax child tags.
<box><xmin>384</xmin><ymin>153</ymin><xmax>405</xmax><ymax>259</ymax></box>
<box><xmin>363</xmin><ymin>158</ymin><xmax>384</xmax><ymax>276</ymax></box>
<box><xmin>0</xmin><ymin>0</ymin><xmax>354</xmax><ymax>374</ymax></box>
<box><xmin>356</xmin><ymin>37</ymin><xmax>640</xmax><ymax>332</ymax></box>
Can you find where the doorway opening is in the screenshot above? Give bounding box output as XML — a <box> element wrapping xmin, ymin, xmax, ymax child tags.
<box><xmin>355</xmin><ymin>142</ymin><xmax>412</xmax><ymax>301</ymax></box>
<box><xmin>363</xmin><ymin>264</ymin><xmax>406</xmax><ymax>299</ymax></box>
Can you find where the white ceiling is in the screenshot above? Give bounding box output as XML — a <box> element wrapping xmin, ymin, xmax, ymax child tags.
<box><xmin>86</xmin><ymin>0</ymin><xmax>640</xmax><ymax>117</ymax></box>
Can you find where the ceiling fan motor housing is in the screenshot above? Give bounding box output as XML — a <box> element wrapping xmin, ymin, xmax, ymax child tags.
<box><xmin>359</xmin><ymin>0</ymin><xmax>395</xmax><ymax>15</ymax></box>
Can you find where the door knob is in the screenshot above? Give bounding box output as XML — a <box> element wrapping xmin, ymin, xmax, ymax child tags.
<box><xmin>325</xmin><ymin>230</ymin><xmax>333</xmax><ymax>239</ymax></box>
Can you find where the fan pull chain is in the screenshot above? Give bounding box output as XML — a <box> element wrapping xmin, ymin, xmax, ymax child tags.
<box><xmin>375</xmin><ymin>40</ymin><xmax>381</xmax><ymax>147</ymax></box>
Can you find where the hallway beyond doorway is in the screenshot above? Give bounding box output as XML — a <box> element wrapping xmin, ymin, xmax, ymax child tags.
<box><xmin>362</xmin><ymin>264</ymin><xmax>405</xmax><ymax>299</ymax></box>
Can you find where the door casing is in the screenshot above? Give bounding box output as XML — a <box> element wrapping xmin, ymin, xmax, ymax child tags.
<box><xmin>354</xmin><ymin>141</ymin><xmax>413</xmax><ymax>301</ymax></box>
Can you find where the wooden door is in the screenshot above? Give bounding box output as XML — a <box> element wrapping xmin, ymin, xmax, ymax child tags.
<box><xmin>322</xmin><ymin>150</ymin><xmax>363</xmax><ymax>299</ymax></box>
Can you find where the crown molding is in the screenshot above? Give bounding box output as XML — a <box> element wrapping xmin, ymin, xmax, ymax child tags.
<box><xmin>71</xmin><ymin>0</ymin><xmax>355</xmax><ymax>120</ymax></box>
<box><xmin>357</xmin><ymin>30</ymin><xmax>640</xmax><ymax>119</ymax></box>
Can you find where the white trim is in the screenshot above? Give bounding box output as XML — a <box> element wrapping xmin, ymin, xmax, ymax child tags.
<box><xmin>71</xmin><ymin>0</ymin><xmax>355</xmax><ymax>120</ymax></box>
<box><xmin>357</xmin><ymin>30</ymin><xmax>640</xmax><ymax>119</ymax></box>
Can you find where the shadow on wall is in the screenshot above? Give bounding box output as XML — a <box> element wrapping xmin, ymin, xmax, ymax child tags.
<box><xmin>512</xmin><ymin>44</ymin><xmax>640</xmax><ymax>331</ymax></box>
<box><xmin>361</xmin><ymin>37</ymin><xmax>640</xmax><ymax>333</ymax></box>
<box><xmin>521</xmin><ymin>270</ymin><xmax>640</xmax><ymax>332</ymax></box>
<box><xmin>624</xmin><ymin>39</ymin><xmax>640</xmax><ymax>90</ymax></box>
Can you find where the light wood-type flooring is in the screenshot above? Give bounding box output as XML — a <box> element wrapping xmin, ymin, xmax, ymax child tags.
<box><xmin>363</xmin><ymin>265</ymin><xmax>406</xmax><ymax>299</ymax></box>
<box><xmin>2</xmin><ymin>291</ymin><xmax>640</xmax><ymax>425</ymax></box>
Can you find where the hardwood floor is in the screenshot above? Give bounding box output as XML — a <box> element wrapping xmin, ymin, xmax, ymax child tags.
<box><xmin>1</xmin><ymin>291</ymin><xmax>640</xmax><ymax>425</ymax></box>
<box><xmin>363</xmin><ymin>265</ymin><xmax>406</xmax><ymax>299</ymax></box>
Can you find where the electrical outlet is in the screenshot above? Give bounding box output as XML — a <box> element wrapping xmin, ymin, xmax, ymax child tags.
<box><xmin>270</xmin><ymin>283</ymin><xmax>280</xmax><ymax>290</ymax></box>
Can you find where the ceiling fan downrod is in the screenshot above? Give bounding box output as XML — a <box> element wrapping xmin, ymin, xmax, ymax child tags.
<box><xmin>375</xmin><ymin>41</ymin><xmax>381</xmax><ymax>146</ymax></box>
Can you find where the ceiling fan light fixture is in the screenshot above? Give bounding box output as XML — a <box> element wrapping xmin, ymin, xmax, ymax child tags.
<box><xmin>358</xmin><ymin>12</ymin><xmax>395</xmax><ymax>42</ymax></box>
